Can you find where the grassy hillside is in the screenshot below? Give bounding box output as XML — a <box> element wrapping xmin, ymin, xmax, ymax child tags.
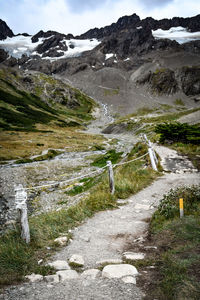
<box><xmin>0</xmin><ymin>68</ymin><xmax>105</xmax><ymax>161</ymax></box>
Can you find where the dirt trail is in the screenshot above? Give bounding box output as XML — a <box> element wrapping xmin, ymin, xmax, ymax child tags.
<box><xmin>3</xmin><ymin>141</ymin><xmax>199</xmax><ymax>300</ymax></box>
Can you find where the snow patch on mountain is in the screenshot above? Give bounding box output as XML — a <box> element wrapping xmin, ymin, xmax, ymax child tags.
<box><xmin>152</xmin><ymin>26</ymin><xmax>200</xmax><ymax>44</ymax></box>
<box><xmin>42</xmin><ymin>38</ymin><xmax>100</xmax><ymax>61</ymax></box>
<box><xmin>0</xmin><ymin>35</ymin><xmax>43</xmax><ymax>58</ymax></box>
<box><xmin>0</xmin><ymin>35</ymin><xmax>100</xmax><ymax>60</ymax></box>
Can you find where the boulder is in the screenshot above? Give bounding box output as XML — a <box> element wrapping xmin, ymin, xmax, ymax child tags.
<box><xmin>123</xmin><ymin>252</ymin><xmax>145</xmax><ymax>261</ymax></box>
<box><xmin>69</xmin><ymin>254</ymin><xmax>84</xmax><ymax>267</ymax></box>
<box><xmin>96</xmin><ymin>258</ymin><xmax>123</xmax><ymax>266</ymax></box>
<box><xmin>48</xmin><ymin>260</ymin><xmax>70</xmax><ymax>270</ymax></box>
<box><xmin>56</xmin><ymin>270</ymin><xmax>79</xmax><ymax>281</ymax></box>
<box><xmin>54</xmin><ymin>236</ymin><xmax>68</xmax><ymax>246</ymax></box>
<box><xmin>81</xmin><ymin>269</ymin><xmax>101</xmax><ymax>280</ymax></box>
<box><xmin>102</xmin><ymin>264</ymin><xmax>138</xmax><ymax>279</ymax></box>
<box><xmin>25</xmin><ymin>273</ymin><xmax>43</xmax><ymax>283</ymax></box>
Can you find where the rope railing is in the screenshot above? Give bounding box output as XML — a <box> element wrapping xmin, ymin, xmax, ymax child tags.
<box><xmin>24</xmin><ymin>152</ymin><xmax>149</xmax><ymax>191</ymax></box>
<box><xmin>14</xmin><ymin>137</ymin><xmax>158</xmax><ymax>243</ymax></box>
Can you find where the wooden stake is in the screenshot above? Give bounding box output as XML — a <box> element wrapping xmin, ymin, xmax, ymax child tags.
<box><xmin>107</xmin><ymin>160</ymin><xmax>115</xmax><ymax>195</ymax></box>
<box><xmin>148</xmin><ymin>147</ymin><xmax>158</xmax><ymax>171</ymax></box>
<box><xmin>15</xmin><ymin>185</ymin><xmax>30</xmax><ymax>244</ymax></box>
<box><xmin>179</xmin><ymin>198</ymin><xmax>184</xmax><ymax>218</ymax></box>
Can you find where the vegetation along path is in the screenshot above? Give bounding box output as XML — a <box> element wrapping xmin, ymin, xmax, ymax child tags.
<box><xmin>2</xmin><ymin>144</ymin><xmax>199</xmax><ymax>300</ymax></box>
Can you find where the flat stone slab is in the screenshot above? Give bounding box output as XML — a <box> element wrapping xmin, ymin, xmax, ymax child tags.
<box><xmin>81</xmin><ymin>269</ymin><xmax>101</xmax><ymax>280</ymax></box>
<box><xmin>48</xmin><ymin>260</ymin><xmax>70</xmax><ymax>270</ymax></box>
<box><xmin>102</xmin><ymin>264</ymin><xmax>138</xmax><ymax>279</ymax></box>
<box><xmin>56</xmin><ymin>270</ymin><xmax>79</xmax><ymax>281</ymax></box>
<box><xmin>96</xmin><ymin>259</ymin><xmax>123</xmax><ymax>266</ymax></box>
<box><xmin>25</xmin><ymin>274</ymin><xmax>43</xmax><ymax>283</ymax></box>
<box><xmin>123</xmin><ymin>252</ymin><xmax>145</xmax><ymax>261</ymax></box>
<box><xmin>69</xmin><ymin>254</ymin><xmax>84</xmax><ymax>267</ymax></box>
<box><xmin>122</xmin><ymin>276</ymin><xmax>137</xmax><ymax>284</ymax></box>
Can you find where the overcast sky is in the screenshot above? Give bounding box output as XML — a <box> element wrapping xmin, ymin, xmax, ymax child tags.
<box><xmin>0</xmin><ymin>0</ymin><xmax>200</xmax><ymax>36</ymax></box>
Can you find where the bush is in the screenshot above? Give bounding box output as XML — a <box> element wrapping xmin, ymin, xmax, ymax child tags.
<box><xmin>155</xmin><ymin>122</ymin><xmax>200</xmax><ymax>144</ymax></box>
<box><xmin>154</xmin><ymin>185</ymin><xmax>200</xmax><ymax>220</ymax></box>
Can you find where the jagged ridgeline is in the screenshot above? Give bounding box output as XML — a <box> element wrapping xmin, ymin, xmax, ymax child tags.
<box><xmin>0</xmin><ymin>68</ymin><xmax>96</xmax><ymax>131</ymax></box>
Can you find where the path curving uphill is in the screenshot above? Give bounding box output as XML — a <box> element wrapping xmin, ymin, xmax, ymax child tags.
<box><xmin>3</xmin><ymin>144</ymin><xmax>199</xmax><ymax>300</ymax></box>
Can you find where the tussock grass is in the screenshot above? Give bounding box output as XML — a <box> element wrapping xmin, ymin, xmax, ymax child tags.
<box><xmin>141</xmin><ymin>186</ymin><xmax>200</xmax><ymax>300</ymax></box>
<box><xmin>0</xmin><ymin>142</ymin><xmax>158</xmax><ymax>287</ymax></box>
<box><xmin>0</xmin><ymin>126</ymin><xmax>105</xmax><ymax>161</ymax></box>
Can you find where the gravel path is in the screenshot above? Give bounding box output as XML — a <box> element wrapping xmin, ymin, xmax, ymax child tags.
<box><xmin>2</xmin><ymin>144</ymin><xmax>199</xmax><ymax>300</ymax></box>
<box><xmin>52</xmin><ymin>173</ymin><xmax>199</xmax><ymax>269</ymax></box>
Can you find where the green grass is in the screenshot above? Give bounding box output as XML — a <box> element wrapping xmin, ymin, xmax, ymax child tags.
<box><xmin>91</xmin><ymin>149</ymin><xmax>123</xmax><ymax>168</ymax></box>
<box><xmin>141</xmin><ymin>185</ymin><xmax>200</xmax><ymax>300</ymax></box>
<box><xmin>174</xmin><ymin>98</ymin><xmax>185</xmax><ymax>106</ymax></box>
<box><xmin>0</xmin><ymin>142</ymin><xmax>158</xmax><ymax>287</ymax></box>
<box><xmin>65</xmin><ymin>177</ymin><xmax>98</xmax><ymax>196</ymax></box>
<box><xmin>0</xmin><ymin>68</ymin><xmax>96</xmax><ymax>131</ymax></box>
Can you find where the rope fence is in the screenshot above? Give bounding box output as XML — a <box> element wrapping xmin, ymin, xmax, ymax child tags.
<box><xmin>15</xmin><ymin>135</ymin><xmax>158</xmax><ymax>243</ymax></box>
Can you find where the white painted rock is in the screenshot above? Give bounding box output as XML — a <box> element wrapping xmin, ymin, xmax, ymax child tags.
<box><xmin>56</xmin><ymin>270</ymin><xmax>79</xmax><ymax>281</ymax></box>
<box><xmin>44</xmin><ymin>274</ymin><xmax>59</xmax><ymax>283</ymax></box>
<box><xmin>102</xmin><ymin>264</ymin><xmax>138</xmax><ymax>279</ymax></box>
<box><xmin>25</xmin><ymin>273</ymin><xmax>43</xmax><ymax>283</ymax></box>
<box><xmin>122</xmin><ymin>276</ymin><xmax>136</xmax><ymax>284</ymax></box>
<box><xmin>48</xmin><ymin>260</ymin><xmax>70</xmax><ymax>270</ymax></box>
<box><xmin>123</xmin><ymin>252</ymin><xmax>145</xmax><ymax>261</ymax></box>
<box><xmin>96</xmin><ymin>258</ymin><xmax>123</xmax><ymax>266</ymax></box>
<box><xmin>81</xmin><ymin>269</ymin><xmax>101</xmax><ymax>280</ymax></box>
<box><xmin>54</xmin><ymin>236</ymin><xmax>68</xmax><ymax>246</ymax></box>
<box><xmin>69</xmin><ymin>254</ymin><xmax>84</xmax><ymax>267</ymax></box>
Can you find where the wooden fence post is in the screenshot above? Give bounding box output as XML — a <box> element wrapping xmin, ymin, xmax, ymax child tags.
<box><xmin>107</xmin><ymin>160</ymin><xmax>115</xmax><ymax>195</ymax></box>
<box><xmin>15</xmin><ymin>184</ymin><xmax>30</xmax><ymax>244</ymax></box>
<box><xmin>148</xmin><ymin>147</ymin><xmax>158</xmax><ymax>171</ymax></box>
<box><xmin>143</xmin><ymin>134</ymin><xmax>158</xmax><ymax>171</ymax></box>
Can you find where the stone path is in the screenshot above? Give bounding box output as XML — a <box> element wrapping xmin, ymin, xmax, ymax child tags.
<box><xmin>2</xmin><ymin>146</ymin><xmax>199</xmax><ymax>300</ymax></box>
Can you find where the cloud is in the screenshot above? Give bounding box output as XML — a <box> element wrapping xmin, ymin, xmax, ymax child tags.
<box><xmin>141</xmin><ymin>0</ymin><xmax>174</xmax><ymax>8</ymax></box>
<box><xmin>67</xmin><ymin>0</ymin><xmax>109</xmax><ymax>12</ymax></box>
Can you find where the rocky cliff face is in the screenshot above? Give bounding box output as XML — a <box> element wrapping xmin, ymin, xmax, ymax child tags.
<box><xmin>0</xmin><ymin>19</ymin><xmax>14</xmax><ymax>40</ymax></box>
<box><xmin>79</xmin><ymin>13</ymin><xmax>200</xmax><ymax>39</ymax></box>
<box><xmin>136</xmin><ymin>66</ymin><xmax>200</xmax><ymax>96</ymax></box>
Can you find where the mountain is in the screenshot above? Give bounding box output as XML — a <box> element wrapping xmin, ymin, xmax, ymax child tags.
<box><xmin>78</xmin><ymin>13</ymin><xmax>200</xmax><ymax>39</ymax></box>
<box><xmin>0</xmin><ymin>14</ymin><xmax>200</xmax><ymax>116</ymax></box>
<box><xmin>0</xmin><ymin>19</ymin><xmax>14</xmax><ymax>40</ymax></box>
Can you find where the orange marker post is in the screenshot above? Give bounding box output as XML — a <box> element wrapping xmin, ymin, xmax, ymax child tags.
<box><xmin>179</xmin><ymin>198</ymin><xmax>184</xmax><ymax>218</ymax></box>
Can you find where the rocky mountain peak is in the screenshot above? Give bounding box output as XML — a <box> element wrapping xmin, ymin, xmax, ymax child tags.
<box><xmin>31</xmin><ymin>30</ymin><xmax>74</xmax><ymax>43</ymax></box>
<box><xmin>0</xmin><ymin>19</ymin><xmax>14</xmax><ymax>40</ymax></box>
<box><xmin>78</xmin><ymin>13</ymin><xmax>200</xmax><ymax>40</ymax></box>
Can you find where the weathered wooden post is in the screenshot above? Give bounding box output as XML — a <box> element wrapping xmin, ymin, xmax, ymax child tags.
<box><xmin>143</xmin><ymin>134</ymin><xmax>158</xmax><ymax>171</ymax></box>
<box><xmin>148</xmin><ymin>147</ymin><xmax>158</xmax><ymax>171</ymax></box>
<box><xmin>107</xmin><ymin>160</ymin><xmax>115</xmax><ymax>195</ymax></box>
<box><xmin>15</xmin><ymin>184</ymin><xmax>30</xmax><ymax>244</ymax></box>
